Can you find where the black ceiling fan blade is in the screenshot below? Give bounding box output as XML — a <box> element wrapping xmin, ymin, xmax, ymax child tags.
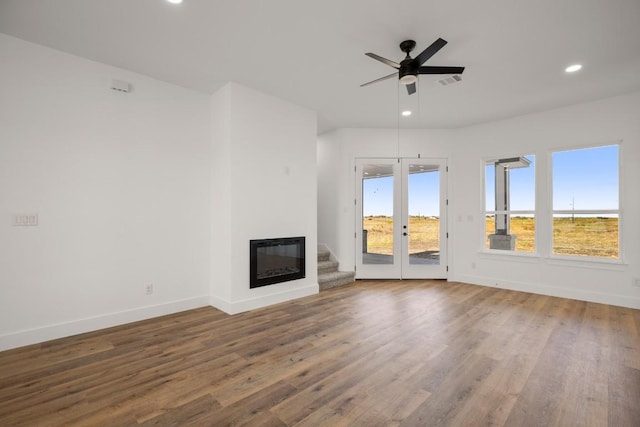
<box><xmin>413</xmin><ymin>38</ymin><xmax>448</xmax><ymax>66</ymax></box>
<box><xmin>360</xmin><ymin>72</ymin><xmax>398</xmax><ymax>87</ymax></box>
<box><xmin>365</xmin><ymin>53</ymin><xmax>400</xmax><ymax>69</ymax></box>
<box><xmin>406</xmin><ymin>82</ymin><xmax>416</xmax><ymax>95</ymax></box>
<box><xmin>418</xmin><ymin>66</ymin><xmax>465</xmax><ymax>74</ymax></box>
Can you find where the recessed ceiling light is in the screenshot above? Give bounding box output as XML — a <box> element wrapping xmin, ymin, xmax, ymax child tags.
<box><xmin>565</xmin><ymin>64</ymin><xmax>582</xmax><ymax>73</ymax></box>
<box><xmin>401</xmin><ymin>110</ymin><xmax>412</xmax><ymax>116</ymax></box>
<box><xmin>167</xmin><ymin>0</ymin><xmax>183</xmax><ymax>4</ymax></box>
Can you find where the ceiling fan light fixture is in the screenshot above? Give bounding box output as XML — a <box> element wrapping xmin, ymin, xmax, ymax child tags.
<box><xmin>399</xmin><ymin>74</ymin><xmax>417</xmax><ymax>85</ymax></box>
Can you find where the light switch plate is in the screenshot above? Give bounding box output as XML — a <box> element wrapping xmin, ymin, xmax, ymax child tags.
<box><xmin>15</xmin><ymin>214</ymin><xmax>38</xmax><ymax>226</ymax></box>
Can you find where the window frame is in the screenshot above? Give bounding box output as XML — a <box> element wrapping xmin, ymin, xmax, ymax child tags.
<box><xmin>481</xmin><ymin>154</ymin><xmax>537</xmax><ymax>255</ymax></box>
<box><xmin>549</xmin><ymin>142</ymin><xmax>622</xmax><ymax>262</ymax></box>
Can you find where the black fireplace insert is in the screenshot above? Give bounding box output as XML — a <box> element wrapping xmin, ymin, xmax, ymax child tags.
<box><xmin>250</xmin><ymin>237</ymin><xmax>305</xmax><ymax>288</ymax></box>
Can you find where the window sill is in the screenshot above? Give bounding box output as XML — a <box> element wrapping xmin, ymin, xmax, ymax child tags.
<box><xmin>546</xmin><ymin>255</ymin><xmax>627</xmax><ymax>271</ymax></box>
<box><xmin>478</xmin><ymin>250</ymin><xmax>541</xmax><ymax>263</ymax></box>
<box><xmin>477</xmin><ymin>250</ymin><xmax>628</xmax><ymax>270</ymax></box>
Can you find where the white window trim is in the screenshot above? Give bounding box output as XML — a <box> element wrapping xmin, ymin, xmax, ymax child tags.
<box><xmin>481</xmin><ymin>155</ymin><xmax>537</xmax><ymax>255</ymax></box>
<box><xmin>550</xmin><ymin>142</ymin><xmax>622</xmax><ymax>261</ymax></box>
<box><xmin>480</xmin><ymin>141</ymin><xmax>623</xmax><ymax>266</ymax></box>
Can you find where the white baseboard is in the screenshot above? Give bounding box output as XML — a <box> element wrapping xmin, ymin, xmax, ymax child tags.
<box><xmin>0</xmin><ymin>296</ymin><xmax>210</xmax><ymax>352</ymax></box>
<box><xmin>451</xmin><ymin>273</ymin><xmax>640</xmax><ymax>310</ymax></box>
<box><xmin>210</xmin><ymin>284</ymin><xmax>319</xmax><ymax>315</ymax></box>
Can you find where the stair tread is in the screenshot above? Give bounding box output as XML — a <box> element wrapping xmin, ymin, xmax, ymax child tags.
<box><xmin>316</xmin><ymin>247</ymin><xmax>353</xmax><ymax>291</ymax></box>
<box><xmin>318</xmin><ymin>270</ymin><xmax>355</xmax><ymax>283</ymax></box>
<box><xmin>318</xmin><ymin>273</ymin><xmax>356</xmax><ymax>291</ymax></box>
<box><xmin>318</xmin><ymin>260</ymin><xmax>339</xmax><ymax>268</ymax></box>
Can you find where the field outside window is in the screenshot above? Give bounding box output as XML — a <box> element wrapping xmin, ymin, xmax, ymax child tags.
<box><xmin>552</xmin><ymin>145</ymin><xmax>619</xmax><ymax>259</ymax></box>
<box><xmin>484</xmin><ymin>155</ymin><xmax>535</xmax><ymax>253</ymax></box>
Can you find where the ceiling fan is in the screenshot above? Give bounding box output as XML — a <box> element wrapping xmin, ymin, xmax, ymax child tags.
<box><xmin>361</xmin><ymin>38</ymin><xmax>465</xmax><ymax>95</ymax></box>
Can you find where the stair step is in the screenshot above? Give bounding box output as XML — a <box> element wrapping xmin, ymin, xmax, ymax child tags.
<box><xmin>318</xmin><ymin>270</ymin><xmax>356</xmax><ymax>291</ymax></box>
<box><xmin>317</xmin><ymin>250</ymin><xmax>330</xmax><ymax>262</ymax></box>
<box><xmin>318</xmin><ymin>260</ymin><xmax>339</xmax><ymax>275</ymax></box>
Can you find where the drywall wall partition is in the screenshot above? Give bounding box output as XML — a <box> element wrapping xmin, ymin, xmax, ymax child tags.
<box><xmin>0</xmin><ymin>34</ymin><xmax>212</xmax><ymax>350</ymax></box>
<box><xmin>318</xmin><ymin>92</ymin><xmax>640</xmax><ymax>309</ymax></box>
<box><xmin>450</xmin><ymin>92</ymin><xmax>640</xmax><ymax>308</ymax></box>
<box><xmin>317</xmin><ymin>128</ymin><xmax>457</xmax><ymax>271</ymax></box>
<box><xmin>209</xmin><ymin>83</ymin><xmax>319</xmax><ymax>314</ymax></box>
<box><xmin>209</xmin><ymin>84</ymin><xmax>233</xmax><ymax>303</ymax></box>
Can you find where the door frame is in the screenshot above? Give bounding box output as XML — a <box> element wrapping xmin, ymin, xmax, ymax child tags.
<box><xmin>355</xmin><ymin>157</ymin><xmax>448</xmax><ymax>279</ymax></box>
<box><xmin>355</xmin><ymin>158</ymin><xmax>401</xmax><ymax>279</ymax></box>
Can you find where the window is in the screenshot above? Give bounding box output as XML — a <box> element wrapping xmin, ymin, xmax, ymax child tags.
<box><xmin>552</xmin><ymin>145</ymin><xmax>619</xmax><ymax>258</ymax></box>
<box><xmin>484</xmin><ymin>155</ymin><xmax>535</xmax><ymax>252</ymax></box>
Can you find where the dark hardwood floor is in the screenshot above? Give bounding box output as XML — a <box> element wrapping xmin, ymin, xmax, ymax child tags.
<box><xmin>1</xmin><ymin>280</ymin><xmax>639</xmax><ymax>426</ymax></box>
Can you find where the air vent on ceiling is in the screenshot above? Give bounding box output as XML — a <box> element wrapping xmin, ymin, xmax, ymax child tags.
<box><xmin>438</xmin><ymin>74</ymin><xmax>462</xmax><ymax>86</ymax></box>
<box><xmin>110</xmin><ymin>79</ymin><xmax>131</xmax><ymax>93</ymax></box>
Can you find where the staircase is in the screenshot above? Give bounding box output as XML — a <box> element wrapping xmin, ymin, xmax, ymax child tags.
<box><xmin>317</xmin><ymin>248</ymin><xmax>355</xmax><ymax>291</ymax></box>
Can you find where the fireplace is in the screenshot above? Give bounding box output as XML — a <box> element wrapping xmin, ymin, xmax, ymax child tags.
<box><xmin>250</xmin><ymin>237</ymin><xmax>305</xmax><ymax>288</ymax></box>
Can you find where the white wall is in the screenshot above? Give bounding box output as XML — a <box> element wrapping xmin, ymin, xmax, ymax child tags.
<box><xmin>450</xmin><ymin>92</ymin><xmax>640</xmax><ymax>308</ymax></box>
<box><xmin>3</xmin><ymin>30</ymin><xmax>636</xmax><ymax>352</ymax></box>
<box><xmin>0</xmin><ymin>35</ymin><xmax>212</xmax><ymax>350</ymax></box>
<box><xmin>318</xmin><ymin>92</ymin><xmax>640</xmax><ymax>309</ymax></box>
<box><xmin>210</xmin><ymin>84</ymin><xmax>233</xmax><ymax>303</ymax></box>
<box><xmin>317</xmin><ymin>128</ymin><xmax>457</xmax><ymax>271</ymax></box>
<box><xmin>209</xmin><ymin>83</ymin><xmax>318</xmax><ymax>314</ymax></box>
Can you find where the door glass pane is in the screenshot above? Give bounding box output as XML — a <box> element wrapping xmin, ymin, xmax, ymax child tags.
<box><xmin>407</xmin><ymin>164</ymin><xmax>440</xmax><ymax>265</ymax></box>
<box><xmin>362</xmin><ymin>164</ymin><xmax>394</xmax><ymax>264</ymax></box>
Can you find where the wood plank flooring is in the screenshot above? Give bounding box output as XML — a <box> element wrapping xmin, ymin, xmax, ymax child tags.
<box><xmin>1</xmin><ymin>280</ymin><xmax>639</xmax><ymax>426</ymax></box>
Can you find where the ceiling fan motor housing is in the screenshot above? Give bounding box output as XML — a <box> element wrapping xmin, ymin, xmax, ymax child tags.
<box><xmin>399</xmin><ymin>57</ymin><xmax>419</xmax><ymax>85</ymax></box>
<box><xmin>399</xmin><ymin>40</ymin><xmax>418</xmax><ymax>84</ymax></box>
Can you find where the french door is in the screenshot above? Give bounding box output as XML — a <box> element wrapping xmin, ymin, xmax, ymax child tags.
<box><xmin>355</xmin><ymin>158</ymin><xmax>447</xmax><ymax>279</ymax></box>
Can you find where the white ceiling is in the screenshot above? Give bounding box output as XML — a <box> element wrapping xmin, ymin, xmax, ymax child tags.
<box><xmin>1</xmin><ymin>0</ymin><xmax>640</xmax><ymax>134</ymax></box>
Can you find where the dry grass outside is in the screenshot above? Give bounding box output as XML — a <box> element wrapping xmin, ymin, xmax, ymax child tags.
<box><xmin>363</xmin><ymin>216</ymin><xmax>394</xmax><ymax>255</ymax></box>
<box><xmin>363</xmin><ymin>216</ymin><xmax>439</xmax><ymax>256</ymax></box>
<box><xmin>364</xmin><ymin>216</ymin><xmax>619</xmax><ymax>258</ymax></box>
<box><xmin>483</xmin><ymin>216</ymin><xmax>618</xmax><ymax>258</ymax></box>
<box><xmin>484</xmin><ymin>217</ymin><xmax>535</xmax><ymax>253</ymax></box>
<box><xmin>552</xmin><ymin>217</ymin><xmax>618</xmax><ymax>258</ymax></box>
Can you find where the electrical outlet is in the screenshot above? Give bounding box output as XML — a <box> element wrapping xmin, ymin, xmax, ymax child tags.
<box><xmin>145</xmin><ymin>284</ymin><xmax>153</xmax><ymax>295</ymax></box>
<box><xmin>632</xmin><ymin>278</ymin><xmax>640</xmax><ymax>288</ymax></box>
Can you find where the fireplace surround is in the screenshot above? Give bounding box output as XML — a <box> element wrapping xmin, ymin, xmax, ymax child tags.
<box><xmin>250</xmin><ymin>237</ymin><xmax>305</xmax><ymax>288</ymax></box>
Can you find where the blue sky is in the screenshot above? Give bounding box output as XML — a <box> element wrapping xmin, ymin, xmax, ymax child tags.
<box><xmin>363</xmin><ymin>145</ymin><xmax>618</xmax><ymax>217</ymax></box>
<box><xmin>485</xmin><ymin>145</ymin><xmax>618</xmax><ymax>211</ymax></box>
<box><xmin>362</xmin><ymin>170</ymin><xmax>440</xmax><ymax>217</ymax></box>
<box><xmin>362</xmin><ymin>176</ymin><xmax>394</xmax><ymax>216</ymax></box>
<box><xmin>552</xmin><ymin>145</ymin><xmax>618</xmax><ymax>210</ymax></box>
<box><xmin>485</xmin><ymin>155</ymin><xmax>536</xmax><ymax>211</ymax></box>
